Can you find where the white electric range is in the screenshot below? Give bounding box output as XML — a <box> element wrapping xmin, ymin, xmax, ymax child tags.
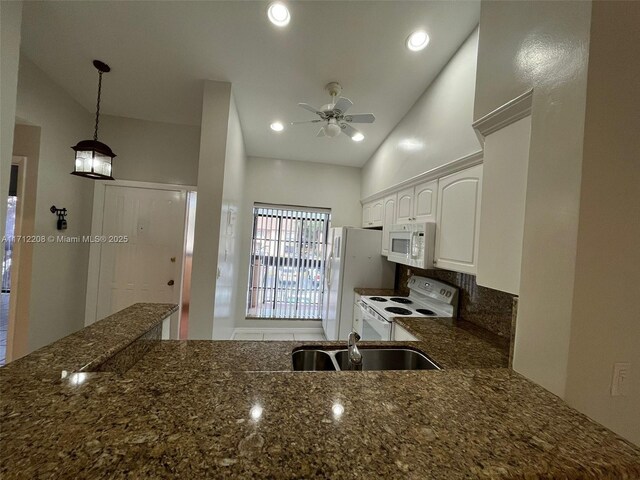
<box><xmin>357</xmin><ymin>276</ymin><xmax>459</xmax><ymax>341</ymax></box>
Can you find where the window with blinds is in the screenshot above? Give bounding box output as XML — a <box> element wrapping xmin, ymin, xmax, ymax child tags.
<box><xmin>246</xmin><ymin>204</ymin><xmax>330</xmax><ymax>320</ymax></box>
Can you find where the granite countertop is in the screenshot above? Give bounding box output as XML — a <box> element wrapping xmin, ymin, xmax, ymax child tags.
<box><xmin>2</xmin><ymin>303</ymin><xmax>640</xmax><ymax>478</ymax></box>
<box><xmin>354</xmin><ymin>287</ymin><xmax>404</xmax><ymax>296</ymax></box>
<box><xmin>2</xmin><ymin>367</ymin><xmax>640</xmax><ymax>479</ymax></box>
<box><xmin>2</xmin><ymin>303</ymin><xmax>177</xmax><ymax>378</ymax></box>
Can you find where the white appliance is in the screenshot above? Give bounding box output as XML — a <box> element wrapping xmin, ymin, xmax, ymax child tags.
<box><xmin>357</xmin><ymin>276</ymin><xmax>458</xmax><ymax>341</ymax></box>
<box><xmin>322</xmin><ymin>227</ymin><xmax>395</xmax><ymax>341</ymax></box>
<box><xmin>387</xmin><ymin>222</ymin><xmax>436</xmax><ymax>269</ymax></box>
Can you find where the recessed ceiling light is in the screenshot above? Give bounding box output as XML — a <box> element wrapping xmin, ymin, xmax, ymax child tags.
<box><xmin>270</xmin><ymin>121</ymin><xmax>284</xmax><ymax>132</ymax></box>
<box><xmin>268</xmin><ymin>2</ymin><xmax>290</xmax><ymax>27</ymax></box>
<box><xmin>406</xmin><ymin>30</ymin><xmax>430</xmax><ymax>52</ymax></box>
<box><xmin>352</xmin><ymin>132</ymin><xmax>365</xmax><ymax>142</ymax></box>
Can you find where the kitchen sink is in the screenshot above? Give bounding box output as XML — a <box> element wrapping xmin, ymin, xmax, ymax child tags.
<box><xmin>292</xmin><ymin>349</ymin><xmax>337</xmax><ymax>371</ymax></box>
<box><xmin>292</xmin><ymin>348</ymin><xmax>440</xmax><ymax>371</ymax></box>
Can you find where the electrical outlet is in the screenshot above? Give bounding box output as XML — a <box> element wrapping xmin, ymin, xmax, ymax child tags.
<box><xmin>611</xmin><ymin>362</ymin><xmax>631</xmax><ymax>397</ymax></box>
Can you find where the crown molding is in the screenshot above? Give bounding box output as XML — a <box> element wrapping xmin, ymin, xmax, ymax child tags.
<box><xmin>472</xmin><ymin>89</ymin><xmax>533</xmax><ymax>138</ymax></box>
<box><xmin>361</xmin><ymin>150</ymin><xmax>483</xmax><ymax>204</ymax></box>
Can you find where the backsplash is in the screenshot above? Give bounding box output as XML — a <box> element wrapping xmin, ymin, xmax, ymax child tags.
<box><xmin>396</xmin><ymin>265</ymin><xmax>515</xmax><ymax>338</ymax></box>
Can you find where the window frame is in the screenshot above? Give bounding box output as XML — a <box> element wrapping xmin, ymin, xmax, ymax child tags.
<box><xmin>246</xmin><ymin>203</ymin><xmax>331</xmax><ymax>320</ymax></box>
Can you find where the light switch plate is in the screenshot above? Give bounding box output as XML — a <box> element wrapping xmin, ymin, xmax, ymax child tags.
<box><xmin>611</xmin><ymin>362</ymin><xmax>631</xmax><ymax>397</ymax></box>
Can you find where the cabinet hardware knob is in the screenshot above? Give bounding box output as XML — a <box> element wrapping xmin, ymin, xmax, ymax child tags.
<box><xmin>170</xmin><ymin>257</ymin><xmax>176</xmax><ymax>263</ymax></box>
<box><xmin>167</xmin><ymin>280</ymin><xmax>175</xmax><ymax>286</ymax></box>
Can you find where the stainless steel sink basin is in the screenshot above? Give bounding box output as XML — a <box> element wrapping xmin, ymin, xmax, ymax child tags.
<box><xmin>292</xmin><ymin>349</ymin><xmax>337</xmax><ymax>371</ymax></box>
<box><xmin>292</xmin><ymin>348</ymin><xmax>439</xmax><ymax>371</ymax></box>
<box><xmin>334</xmin><ymin>349</ymin><xmax>439</xmax><ymax>371</ymax></box>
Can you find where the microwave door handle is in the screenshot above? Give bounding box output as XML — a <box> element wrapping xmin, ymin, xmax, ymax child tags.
<box><xmin>410</xmin><ymin>231</ymin><xmax>419</xmax><ymax>258</ymax></box>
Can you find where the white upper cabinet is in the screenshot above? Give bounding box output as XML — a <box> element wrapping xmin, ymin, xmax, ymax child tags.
<box><xmin>434</xmin><ymin>164</ymin><xmax>483</xmax><ymax>274</ymax></box>
<box><xmin>362</xmin><ymin>199</ymin><xmax>383</xmax><ymax>228</ymax></box>
<box><xmin>413</xmin><ymin>179</ymin><xmax>438</xmax><ymax>223</ymax></box>
<box><xmin>371</xmin><ymin>200</ymin><xmax>383</xmax><ymax>226</ymax></box>
<box><xmin>396</xmin><ymin>187</ymin><xmax>414</xmax><ymax>224</ymax></box>
<box><xmin>477</xmin><ymin>116</ymin><xmax>531</xmax><ymax>294</ymax></box>
<box><xmin>396</xmin><ymin>180</ymin><xmax>438</xmax><ymax>224</ymax></box>
<box><xmin>362</xmin><ymin>203</ymin><xmax>371</xmax><ymax>227</ymax></box>
<box><xmin>381</xmin><ymin>194</ymin><xmax>396</xmax><ymax>256</ymax></box>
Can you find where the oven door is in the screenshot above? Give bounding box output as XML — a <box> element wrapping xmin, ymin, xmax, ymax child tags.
<box><xmin>359</xmin><ymin>303</ymin><xmax>392</xmax><ymax>341</ymax></box>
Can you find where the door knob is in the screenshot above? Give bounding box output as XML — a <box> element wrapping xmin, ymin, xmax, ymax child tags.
<box><xmin>167</xmin><ymin>280</ymin><xmax>175</xmax><ymax>286</ymax></box>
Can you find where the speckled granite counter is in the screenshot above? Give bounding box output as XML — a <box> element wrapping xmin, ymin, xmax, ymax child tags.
<box><xmin>2</xmin><ymin>304</ymin><xmax>640</xmax><ymax>478</ymax></box>
<box><xmin>2</xmin><ymin>367</ymin><xmax>640</xmax><ymax>478</ymax></box>
<box><xmin>2</xmin><ymin>303</ymin><xmax>177</xmax><ymax>378</ymax></box>
<box><xmin>354</xmin><ymin>287</ymin><xmax>404</xmax><ymax>296</ymax></box>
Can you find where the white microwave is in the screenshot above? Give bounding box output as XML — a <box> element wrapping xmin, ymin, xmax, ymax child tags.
<box><xmin>387</xmin><ymin>222</ymin><xmax>436</xmax><ymax>269</ymax></box>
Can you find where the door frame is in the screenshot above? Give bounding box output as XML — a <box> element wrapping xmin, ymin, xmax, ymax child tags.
<box><xmin>5</xmin><ymin>156</ymin><xmax>27</xmax><ymax>363</ymax></box>
<box><xmin>85</xmin><ymin>180</ymin><xmax>196</xmax><ymax>337</ymax></box>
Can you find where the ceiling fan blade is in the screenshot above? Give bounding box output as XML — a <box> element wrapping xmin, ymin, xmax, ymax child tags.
<box><xmin>341</xmin><ymin>123</ymin><xmax>359</xmax><ymax>138</ymax></box>
<box><xmin>290</xmin><ymin>119</ymin><xmax>322</xmax><ymax>125</ymax></box>
<box><xmin>298</xmin><ymin>103</ymin><xmax>325</xmax><ymax>117</ymax></box>
<box><xmin>333</xmin><ymin>97</ymin><xmax>353</xmax><ymax>114</ymax></box>
<box><xmin>316</xmin><ymin>127</ymin><xmax>326</xmax><ymax>137</ymax></box>
<box><xmin>345</xmin><ymin>113</ymin><xmax>376</xmax><ymax>124</ymax></box>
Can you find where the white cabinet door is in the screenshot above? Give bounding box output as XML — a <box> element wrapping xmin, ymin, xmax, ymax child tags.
<box><xmin>362</xmin><ymin>200</ymin><xmax>383</xmax><ymax>228</ymax></box>
<box><xmin>362</xmin><ymin>202</ymin><xmax>372</xmax><ymax>227</ymax></box>
<box><xmin>414</xmin><ymin>179</ymin><xmax>438</xmax><ymax>223</ymax></box>
<box><xmin>393</xmin><ymin>324</ymin><xmax>419</xmax><ymax>341</ymax></box>
<box><xmin>434</xmin><ymin>164</ymin><xmax>483</xmax><ymax>274</ymax></box>
<box><xmin>381</xmin><ymin>194</ymin><xmax>396</xmax><ymax>256</ymax></box>
<box><xmin>370</xmin><ymin>199</ymin><xmax>384</xmax><ymax>227</ymax></box>
<box><xmin>396</xmin><ymin>187</ymin><xmax>414</xmax><ymax>224</ymax></box>
<box><xmin>477</xmin><ymin>116</ymin><xmax>531</xmax><ymax>295</ymax></box>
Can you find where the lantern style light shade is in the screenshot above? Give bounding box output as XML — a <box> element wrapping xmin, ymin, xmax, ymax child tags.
<box><xmin>71</xmin><ymin>139</ymin><xmax>115</xmax><ymax>180</ymax></box>
<box><xmin>71</xmin><ymin>60</ymin><xmax>116</xmax><ymax>180</ymax></box>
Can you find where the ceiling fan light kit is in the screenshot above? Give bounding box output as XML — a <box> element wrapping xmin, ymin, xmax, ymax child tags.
<box><xmin>291</xmin><ymin>82</ymin><xmax>375</xmax><ymax>141</ymax></box>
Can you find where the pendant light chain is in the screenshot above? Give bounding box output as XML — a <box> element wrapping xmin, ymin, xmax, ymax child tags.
<box><xmin>93</xmin><ymin>70</ymin><xmax>103</xmax><ymax>141</ymax></box>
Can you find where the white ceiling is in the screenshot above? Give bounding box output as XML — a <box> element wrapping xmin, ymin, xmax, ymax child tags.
<box><xmin>20</xmin><ymin>1</ymin><xmax>479</xmax><ymax>167</ymax></box>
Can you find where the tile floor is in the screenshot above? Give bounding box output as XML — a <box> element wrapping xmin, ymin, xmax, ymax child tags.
<box><xmin>231</xmin><ymin>330</ymin><xmax>326</xmax><ymax>341</ymax></box>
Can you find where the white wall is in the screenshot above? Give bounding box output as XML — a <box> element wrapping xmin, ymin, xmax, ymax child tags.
<box><xmin>98</xmin><ymin>115</ymin><xmax>200</xmax><ymax>186</ymax></box>
<box><xmin>361</xmin><ymin>28</ymin><xmax>480</xmax><ymax>199</ymax></box>
<box><xmin>475</xmin><ymin>0</ymin><xmax>592</xmax><ymax>399</ymax></box>
<box><xmin>565</xmin><ymin>1</ymin><xmax>640</xmax><ymax>446</ymax></box>
<box><xmin>15</xmin><ymin>56</ymin><xmax>95</xmax><ymax>354</ymax></box>
<box><xmin>189</xmin><ymin>80</ymin><xmax>231</xmax><ymax>339</ymax></box>
<box><xmin>213</xmin><ymin>92</ymin><xmax>247</xmax><ymax>340</ymax></box>
<box><xmin>235</xmin><ymin>156</ymin><xmax>362</xmax><ymax>329</ymax></box>
<box><xmin>0</xmin><ymin>1</ymin><xmax>22</xmax><ymax>240</ymax></box>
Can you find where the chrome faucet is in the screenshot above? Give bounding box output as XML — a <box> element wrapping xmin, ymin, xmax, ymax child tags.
<box><xmin>347</xmin><ymin>331</ymin><xmax>362</xmax><ymax>370</ymax></box>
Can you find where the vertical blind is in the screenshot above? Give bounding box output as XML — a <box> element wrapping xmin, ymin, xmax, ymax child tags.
<box><xmin>246</xmin><ymin>204</ymin><xmax>330</xmax><ymax>319</ymax></box>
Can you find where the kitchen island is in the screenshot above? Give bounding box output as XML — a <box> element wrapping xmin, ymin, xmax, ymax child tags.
<box><xmin>1</xmin><ymin>303</ymin><xmax>639</xmax><ymax>479</ymax></box>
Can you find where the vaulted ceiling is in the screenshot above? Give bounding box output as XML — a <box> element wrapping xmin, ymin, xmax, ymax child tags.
<box><xmin>21</xmin><ymin>1</ymin><xmax>479</xmax><ymax>167</ymax></box>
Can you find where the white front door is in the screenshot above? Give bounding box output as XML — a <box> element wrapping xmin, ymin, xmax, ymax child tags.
<box><xmin>96</xmin><ymin>185</ymin><xmax>187</xmax><ymax>333</ymax></box>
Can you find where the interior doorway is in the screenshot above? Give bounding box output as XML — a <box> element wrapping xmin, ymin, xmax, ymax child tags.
<box><xmin>1</xmin><ymin>158</ymin><xmax>26</xmax><ymax>365</ymax></box>
<box><xmin>179</xmin><ymin>191</ymin><xmax>197</xmax><ymax>340</ymax></box>
<box><xmin>86</xmin><ymin>181</ymin><xmax>194</xmax><ymax>339</ymax></box>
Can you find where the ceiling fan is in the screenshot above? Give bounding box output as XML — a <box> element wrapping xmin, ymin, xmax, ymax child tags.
<box><xmin>291</xmin><ymin>82</ymin><xmax>375</xmax><ymax>140</ymax></box>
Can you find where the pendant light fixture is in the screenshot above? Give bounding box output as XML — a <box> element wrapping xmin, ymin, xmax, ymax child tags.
<box><xmin>71</xmin><ymin>60</ymin><xmax>116</xmax><ymax>180</ymax></box>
